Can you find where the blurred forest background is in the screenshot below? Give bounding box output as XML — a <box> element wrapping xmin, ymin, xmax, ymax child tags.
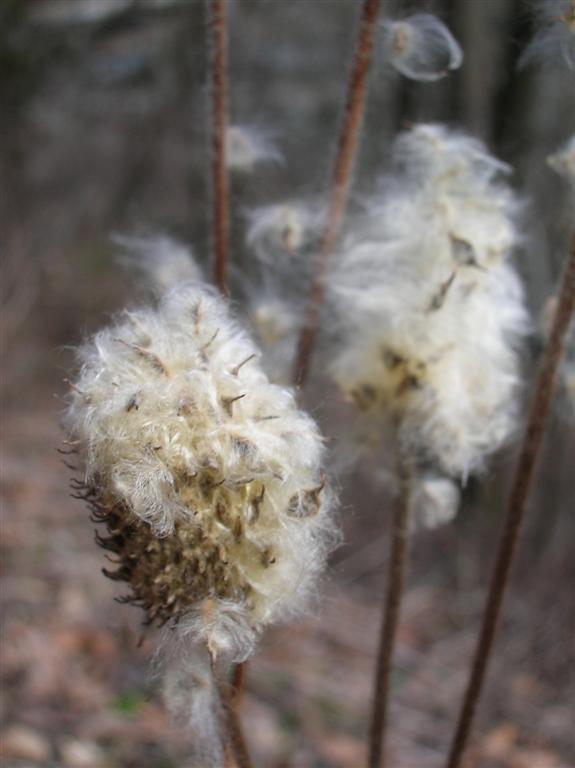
<box><xmin>1</xmin><ymin>0</ymin><xmax>574</xmax><ymax>766</ymax></box>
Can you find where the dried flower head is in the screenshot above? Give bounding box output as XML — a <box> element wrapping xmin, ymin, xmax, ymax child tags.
<box><xmin>381</xmin><ymin>13</ymin><xmax>463</xmax><ymax>81</ymax></box>
<box><xmin>520</xmin><ymin>0</ymin><xmax>575</xmax><ymax>70</ymax></box>
<box><xmin>65</xmin><ymin>242</ymin><xmax>337</xmax><ymax>663</ymax></box>
<box><xmin>330</xmin><ymin>124</ymin><xmax>528</xmax><ymax>486</ymax></box>
<box><xmin>225</xmin><ymin>125</ymin><xmax>282</xmax><ymax>173</ymax></box>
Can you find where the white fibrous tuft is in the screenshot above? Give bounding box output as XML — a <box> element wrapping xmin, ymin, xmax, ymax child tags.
<box><xmin>520</xmin><ymin>0</ymin><xmax>575</xmax><ymax>70</ymax></box>
<box><xmin>548</xmin><ymin>134</ymin><xmax>575</xmax><ymax>188</ymax></box>
<box><xmin>381</xmin><ymin>14</ymin><xmax>463</xmax><ymax>81</ymax></box>
<box><xmin>409</xmin><ymin>472</ymin><xmax>460</xmax><ymax>530</ymax></box>
<box><xmin>225</xmin><ymin>125</ymin><xmax>282</xmax><ymax>173</ymax></box>
<box><xmin>251</xmin><ymin>298</ymin><xmax>296</xmax><ymax>348</ymax></box>
<box><xmin>65</xmin><ymin>245</ymin><xmax>338</xmax><ymax>663</ymax></box>
<box><xmin>329</xmin><ymin>124</ymin><xmax>528</xmax><ymax>485</ymax></box>
<box><xmin>242</xmin><ymin>202</ymin><xmax>321</xmax><ymax>382</ymax></box>
<box><xmin>246</xmin><ymin>203</ymin><xmax>318</xmax><ymax>262</ymax></box>
<box><xmin>391</xmin><ymin>123</ymin><xmax>511</xmax><ymax>195</ymax></box>
<box><xmin>248</xmin><ymin>296</ymin><xmax>298</xmax><ymax>384</ymax></box>
<box><xmin>116</xmin><ymin>234</ymin><xmax>203</xmax><ymax>292</ymax></box>
<box><xmin>161</xmin><ymin>645</ymin><xmax>223</xmax><ymax>768</ymax></box>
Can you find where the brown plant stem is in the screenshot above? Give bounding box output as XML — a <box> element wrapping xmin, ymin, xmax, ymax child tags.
<box><xmin>293</xmin><ymin>0</ymin><xmax>381</xmax><ymax>386</ymax></box>
<box><xmin>367</xmin><ymin>458</ymin><xmax>412</xmax><ymax>768</ymax></box>
<box><xmin>446</xmin><ymin>234</ymin><xmax>575</xmax><ymax>768</ymax></box>
<box><xmin>213</xmin><ymin>660</ymin><xmax>255</xmax><ymax>768</ymax></box>
<box><xmin>231</xmin><ymin>660</ymin><xmax>247</xmax><ymax>703</ymax></box>
<box><xmin>207</xmin><ymin>0</ymin><xmax>230</xmax><ymax>297</ymax></box>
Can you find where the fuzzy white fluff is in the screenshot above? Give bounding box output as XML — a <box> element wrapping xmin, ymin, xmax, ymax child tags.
<box><xmin>548</xmin><ymin>134</ymin><xmax>575</xmax><ymax>189</ymax></box>
<box><xmin>520</xmin><ymin>0</ymin><xmax>575</xmax><ymax>70</ymax></box>
<box><xmin>410</xmin><ymin>472</ymin><xmax>460</xmax><ymax>530</ymax></box>
<box><xmin>242</xmin><ymin>202</ymin><xmax>322</xmax><ymax>383</ymax></box>
<box><xmin>330</xmin><ymin>124</ymin><xmax>528</xmax><ymax>484</ymax></box>
<box><xmin>160</xmin><ymin>644</ymin><xmax>223</xmax><ymax>768</ymax></box>
<box><xmin>245</xmin><ymin>202</ymin><xmax>319</xmax><ymax>262</ymax></box>
<box><xmin>65</xmin><ymin>241</ymin><xmax>338</xmax><ymax>663</ymax></box>
<box><xmin>381</xmin><ymin>13</ymin><xmax>463</xmax><ymax>81</ymax></box>
<box><xmin>115</xmin><ymin>234</ymin><xmax>203</xmax><ymax>292</ymax></box>
<box><xmin>225</xmin><ymin>125</ymin><xmax>282</xmax><ymax>173</ymax></box>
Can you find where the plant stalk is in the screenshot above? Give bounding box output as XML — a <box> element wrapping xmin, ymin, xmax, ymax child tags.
<box><xmin>213</xmin><ymin>660</ymin><xmax>255</xmax><ymax>768</ymax></box>
<box><xmin>207</xmin><ymin>0</ymin><xmax>230</xmax><ymax>297</ymax></box>
<box><xmin>446</xmin><ymin>234</ymin><xmax>575</xmax><ymax>768</ymax></box>
<box><xmin>367</xmin><ymin>458</ymin><xmax>412</xmax><ymax>768</ymax></box>
<box><xmin>293</xmin><ymin>0</ymin><xmax>381</xmax><ymax>386</ymax></box>
<box><xmin>232</xmin><ymin>660</ymin><xmax>247</xmax><ymax>703</ymax></box>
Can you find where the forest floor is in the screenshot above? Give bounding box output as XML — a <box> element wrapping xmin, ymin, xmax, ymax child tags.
<box><xmin>1</xmin><ymin>380</ymin><xmax>572</xmax><ymax>768</ymax></box>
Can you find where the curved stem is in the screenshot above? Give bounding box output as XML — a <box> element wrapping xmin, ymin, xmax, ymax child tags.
<box><xmin>446</xmin><ymin>234</ymin><xmax>575</xmax><ymax>768</ymax></box>
<box><xmin>207</xmin><ymin>0</ymin><xmax>230</xmax><ymax>297</ymax></box>
<box><xmin>293</xmin><ymin>0</ymin><xmax>382</xmax><ymax>386</ymax></box>
<box><xmin>367</xmin><ymin>458</ymin><xmax>412</xmax><ymax>768</ymax></box>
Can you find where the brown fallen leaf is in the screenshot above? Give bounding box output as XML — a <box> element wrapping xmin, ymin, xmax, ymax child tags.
<box><xmin>0</xmin><ymin>725</ymin><xmax>51</xmax><ymax>762</ymax></box>
<box><xmin>482</xmin><ymin>723</ymin><xmax>519</xmax><ymax>759</ymax></box>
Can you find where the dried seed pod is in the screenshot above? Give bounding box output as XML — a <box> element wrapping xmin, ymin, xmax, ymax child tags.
<box><xmin>65</xmin><ymin>242</ymin><xmax>338</xmax><ymax>663</ymax></box>
<box><xmin>330</xmin><ymin>124</ymin><xmax>528</xmax><ymax>480</ymax></box>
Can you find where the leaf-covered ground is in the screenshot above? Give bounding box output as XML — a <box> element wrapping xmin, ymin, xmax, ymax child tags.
<box><xmin>2</xmin><ymin>386</ymin><xmax>572</xmax><ymax>767</ymax></box>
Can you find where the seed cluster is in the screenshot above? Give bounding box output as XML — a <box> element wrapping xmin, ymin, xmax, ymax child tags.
<box><xmin>66</xmin><ymin>270</ymin><xmax>336</xmax><ymax>658</ymax></box>
<box><xmin>330</xmin><ymin>125</ymin><xmax>528</xmax><ymax>482</ymax></box>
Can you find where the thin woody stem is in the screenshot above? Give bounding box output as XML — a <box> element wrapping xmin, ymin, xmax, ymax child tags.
<box><xmin>446</xmin><ymin>234</ymin><xmax>575</xmax><ymax>768</ymax></box>
<box><xmin>207</xmin><ymin>0</ymin><xmax>230</xmax><ymax>297</ymax></box>
<box><xmin>293</xmin><ymin>0</ymin><xmax>382</xmax><ymax>386</ymax></box>
<box><xmin>213</xmin><ymin>660</ymin><xmax>255</xmax><ymax>768</ymax></box>
<box><xmin>367</xmin><ymin>458</ymin><xmax>412</xmax><ymax>768</ymax></box>
<box><xmin>223</xmin><ymin>662</ymin><xmax>247</xmax><ymax>767</ymax></box>
<box><xmin>231</xmin><ymin>660</ymin><xmax>247</xmax><ymax>703</ymax></box>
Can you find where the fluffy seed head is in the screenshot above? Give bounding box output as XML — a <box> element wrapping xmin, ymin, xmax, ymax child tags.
<box><xmin>65</xmin><ymin>245</ymin><xmax>337</xmax><ymax>661</ymax></box>
<box><xmin>381</xmin><ymin>13</ymin><xmax>463</xmax><ymax>81</ymax></box>
<box><xmin>330</xmin><ymin>124</ymin><xmax>528</xmax><ymax>482</ymax></box>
